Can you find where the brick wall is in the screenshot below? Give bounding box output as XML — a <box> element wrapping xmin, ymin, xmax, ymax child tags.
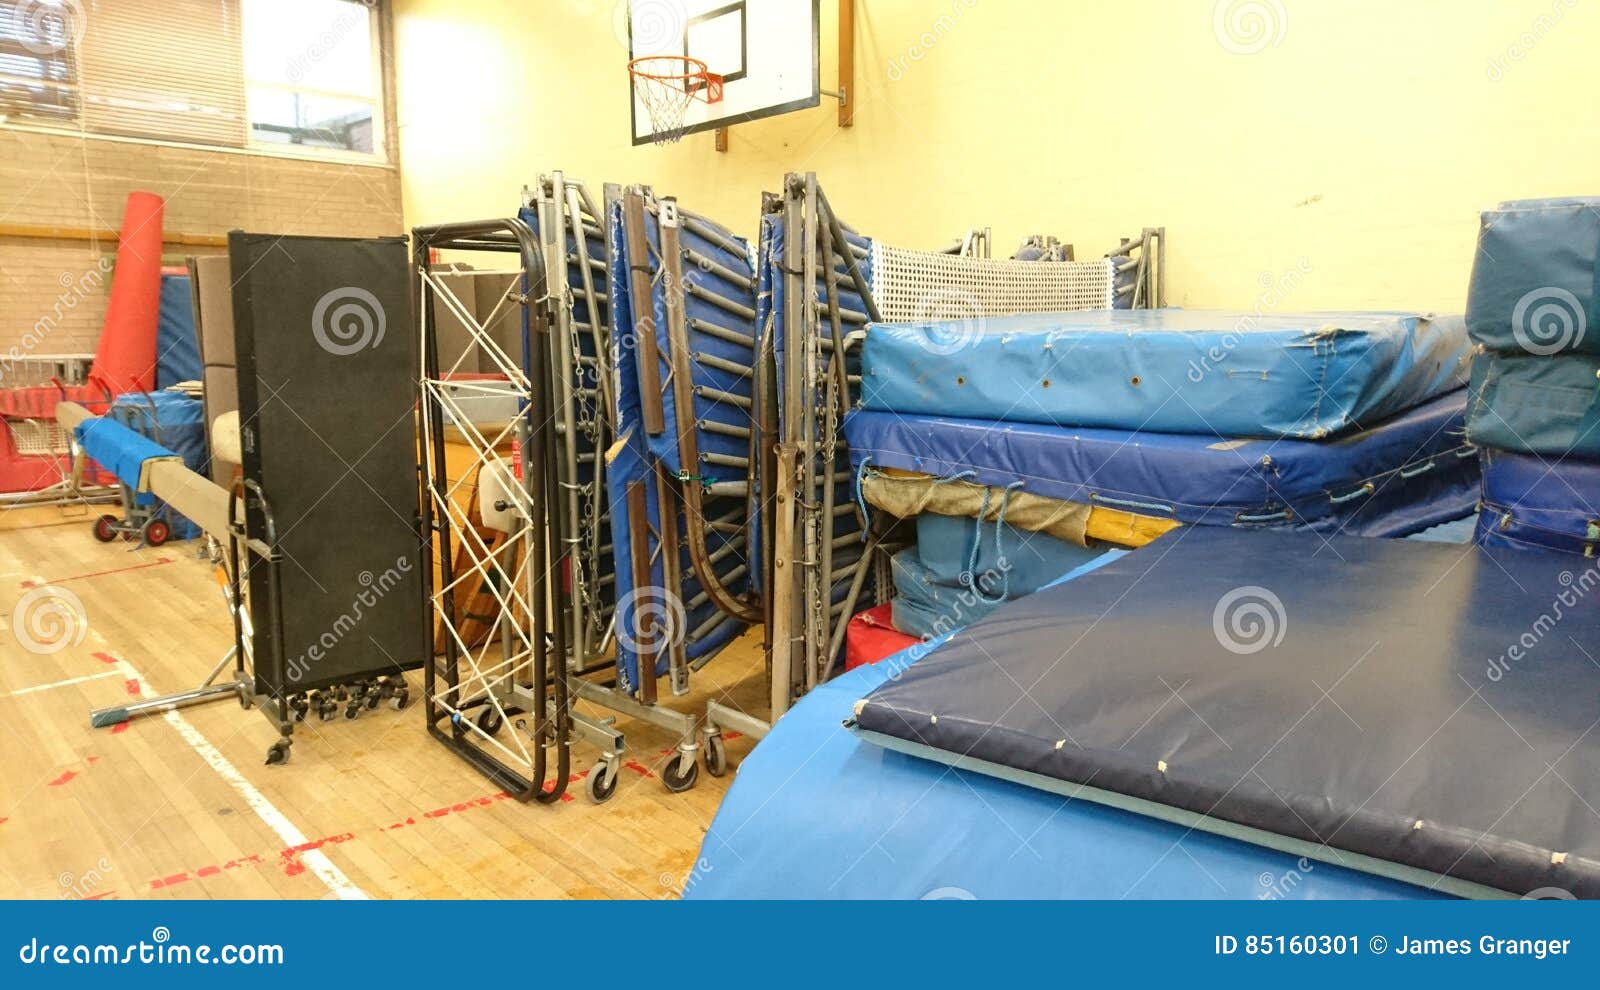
<box><xmin>0</xmin><ymin>128</ymin><xmax>403</xmax><ymax>360</ymax></box>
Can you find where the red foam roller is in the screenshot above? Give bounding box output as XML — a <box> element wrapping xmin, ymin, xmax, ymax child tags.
<box><xmin>87</xmin><ymin>191</ymin><xmax>165</xmax><ymax>398</ymax></box>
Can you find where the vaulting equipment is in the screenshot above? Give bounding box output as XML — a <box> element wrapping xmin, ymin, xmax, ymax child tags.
<box><xmin>188</xmin><ymin>254</ymin><xmax>241</xmax><ymax>486</ymax></box>
<box><xmin>61</xmin><ymin>400</ymin><xmax>254</xmax><ymax>731</ymax></box>
<box><xmin>231</xmin><ymin>232</ymin><xmax>422</xmax><ymax>764</ymax></box>
<box><xmin>416</xmin><ymin>193</ymin><xmax>629</xmax><ymax>805</ymax></box>
<box><xmin>1467</xmin><ymin>349</ymin><xmax>1600</xmax><ymax>457</ymax></box>
<box><xmin>1476</xmin><ymin>447</ymin><xmax>1600</xmax><ymax>556</ymax></box>
<box><xmin>860</xmin><ymin>310</ymin><xmax>1471</xmax><ymax>439</ymax></box>
<box><xmin>1466</xmin><ymin>197</ymin><xmax>1600</xmax><ymax>355</ymax></box>
<box><xmin>845</xmin><ymin>389</ymin><xmax>1478</xmax><ymax>541</ymax></box>
<box><xmin>850</xmin><ymin>529</ymin><xmax>1600</xmax><ymax>899</ymax></box>
<box><xmin>686</xmin><ymin>551</ymin><xmax>1444</xmax><ymax>899</ymax></box>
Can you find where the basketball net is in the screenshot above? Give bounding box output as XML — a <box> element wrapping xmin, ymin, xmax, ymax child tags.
<box><xmin>630</xmin><ymin>56</ymin><xmax>723</xmax><ymax>146</ymax></box>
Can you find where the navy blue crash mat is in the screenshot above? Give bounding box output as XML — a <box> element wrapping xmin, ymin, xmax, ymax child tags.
<box><xmin>1477</xmin><ymin>446</ymin><xmax>1600</xmax><ymax>556</ymax></box>
<box><xmin>850</xmin><ymin>528</ymin><xmax>1600</xmax><ymax>898</ymax></box>
<box><xmin>844</xmin><ymin>389</ymin><xmax>1478</xmax><ymax>537</ymax></box>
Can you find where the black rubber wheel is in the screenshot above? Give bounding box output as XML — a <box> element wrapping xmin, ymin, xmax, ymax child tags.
<box><xmin>389</xmin><ymin>688</ymin><xmax>410</xmax><ymax>711</ymax></box>
<box><xmin>143</xmin><ymin>518</ymin><xmax>170</xmax><ymax>547</ymax></box>
<box><xmin>476</xmin><ymin>707</ymin><xmax>504</xmax><ymax>736</ymax></box>
<box><xmin>661</xmin><ymin>751</ymin><xmax>698</xmax><ymax>793</ymax></box>
<box><xmin>265</xmin><ymin>740</ymin><xmax>291</xmax><ymax>766</ymax></box>
<box><xmin>703</xmin><ymin>733</ymin><xmax>728</xmax><ymax>778</ymax></box>
<box><xmin>586</xmin><ymin>762</ymin><xmax>619</xmax><ymax>803</ymax></box>
<box><xmin>93</xmin><ymin>514</ymin><xmax>119</xmax><ymax>543</ymax></box>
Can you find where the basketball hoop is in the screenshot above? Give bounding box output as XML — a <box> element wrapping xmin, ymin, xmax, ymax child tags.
<box><xmin>629</xmin><ymin>55</ymin><xmax>724</xmax><ymax>145</ymax></box>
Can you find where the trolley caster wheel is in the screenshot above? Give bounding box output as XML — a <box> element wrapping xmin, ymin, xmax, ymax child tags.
<box><xmin>142</xmin><ymin>518</ymin><xmax>170</xmax><ymax>547</ymax></box>
<box><xmin>93</xmin><ymin>514</ymin><xmax>119</xmax><ymax>543</ymax></box>
<box><xmin>389</xmin><ymin>688</ymin><xmax>410</xmax><ymax>711</ymax></box>
<box><xmin>316</xmin><ymin>698</ymin><xmax>337</xmax><ymax>721</ymax></box>
<box><xmin>702</xmin><ymin>732</ymin><xmax>728</xmax><ymax>778</ymax></box>
<box><xmin>586</xmin><ymin>761</ymin><xmax>620</xmax><ymax>804</ymax></box>
<box><xmin>476</xmin><ymin>707</ymin><xmax>504</xmax><ymax>736</ymax></box>
<box><xmin>364</xmin><ymin>692</ymin><xmax>380</xmax><ymax>711</ymax></box>
<box><xmin>661</xmin><ymin>751</ymin><xmax>699</xmax><ymax>793</ymax></box>
<box><xmin>343</xmin><ymin>702</ymin><xmax>360</xmax><ymax>720</ymax></box>
<box><xmin>265</xmin><ymin>740</ymin><xmax>291</xmax><ymax>765</ymax></box>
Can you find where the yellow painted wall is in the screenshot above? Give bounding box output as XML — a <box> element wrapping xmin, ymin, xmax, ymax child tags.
<box><xmin>393</xmin><ymin>0</ymin><xmax>1600</xmax><ymax>312</ymax></box>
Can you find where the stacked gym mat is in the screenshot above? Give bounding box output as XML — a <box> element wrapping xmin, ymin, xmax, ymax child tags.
<box><xmin>847</xmin><ymin>308</ymin><xmax>1479</xmax><ymax>639</ymax></box>
<box><xmin>888</xmin><ymin>512</ymin><xmax>1102</xmax><ymax>639</ymax></box>
<box><xmin>1466</xmin><ymin>198</ymin><xmax>1600</xmax><ymax>555</ymax></box>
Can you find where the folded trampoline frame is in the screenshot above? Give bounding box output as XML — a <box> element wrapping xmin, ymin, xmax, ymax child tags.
<box><xmin>704</xmin><ymin>173</ymin><xmax>888</xmax><ymax>759</ymax></box>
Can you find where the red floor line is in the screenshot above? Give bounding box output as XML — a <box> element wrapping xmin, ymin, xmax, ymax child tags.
<box><xmin>21</xmin><ymin>556</ymin><xmax>174</xmax><ymax>588</ymax></box>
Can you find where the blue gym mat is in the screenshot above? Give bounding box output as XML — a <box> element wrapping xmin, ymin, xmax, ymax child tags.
<box><xmin>859</xmin><ymin>309</ymin><xmax>1470</xmax><ymax>439</ymax></box>
<box><xmin>1476</xmin><ymin>446</ymin><xmax>1600</xmax><ymax>556</ymax></box>
<box><xmin>851</xmin><ymin>528</ymin><xmax>1600</xmax><ymax>899</ymax></box>
<box><xmin>844</xmin><ymin>389</ymin><xmax>1478</xmax><ymax>538</ymax></box>
<box><xmin>1467</xmin><ymin>349</ymin><xmax>1600</xmax><ymax>458</ymax></box>
<box><xmin>687</xmin><ymin>550</ymin><xmax>1444</xmax><ymax>900</ymax></box>
<box><xmin>1466</xmin><ymin>197</ymin><xmax>1600</xmax><ymax>356</ymax></box>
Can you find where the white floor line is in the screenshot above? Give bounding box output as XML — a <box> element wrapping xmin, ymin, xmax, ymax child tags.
<box><xmin>2</xmin><ymin>669</ymin><xmax>123</xmax><ymax>698</ymax></box>
<box><xmin>109</xmin><ymin>655</ymin><xmax>368</xmax><ymax>900</ymax></box>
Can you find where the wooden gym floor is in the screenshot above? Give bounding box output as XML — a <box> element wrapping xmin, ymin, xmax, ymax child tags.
<box><xmin>0</xmin><ymin>504</ymin><xmax>765</xmax><ymax>900</ymax></box>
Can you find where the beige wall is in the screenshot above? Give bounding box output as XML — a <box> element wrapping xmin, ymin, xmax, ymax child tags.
<box><xmin>0</xmin><ymin>129</ymin><xmax>402</xmax><ymax>361</ymax></box>
<box><xmin>393</xmin><ymin>0</ymin><xmax>1600</xmax><ymax>314</ymax></box>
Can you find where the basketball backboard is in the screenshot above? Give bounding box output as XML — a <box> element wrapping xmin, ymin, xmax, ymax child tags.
<box><xmin>628</xmin><ymin>0</ymin><xmax>820</xmax><ymax>145</ymax></box>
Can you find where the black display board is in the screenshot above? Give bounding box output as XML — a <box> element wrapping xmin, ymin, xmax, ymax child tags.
<box><xmin>230</xmin><ymin>232</ymin><xmax>422</xmax><ymax>696</ymax></box>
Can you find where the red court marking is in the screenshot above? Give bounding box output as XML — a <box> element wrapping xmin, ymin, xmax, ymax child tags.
<box><xmin>624</xmin><ymin>760</ymin><xmax>656</xmax><ymax>779</ymax></box>
<box><xmin>21</xmin><ymin>557</ymin><xmax>174</xmax><ymax>589</ymax></box>
<box><xmin>92</xmin><ymin>652</ymin><xmax>118</xmax><ymax>665</ymax></box>
<box><xmin>47</xmin><ymin>770</ymin><xmax>78</xmax><ymax>787</ymax></box>
<box><xmin>84</xmin><ymin>891</ymin><xmax>118</xmax><ymax>900</ymax></box>
<box><xmin>0</xmin><ymin>818</ymin><xmax>9</xmax><ymax>825</ymax></box>
<box><xmin>111</xmin><ymin>722</ymin><xmax>130</xmax><ymax>735</ymax></box>
<box><xmin>138</xmin><ymin>790</ymin><xmax>523</xmax><ymax>891</ymax></box>
<box><xmin>123</xmin><ymin>679</ymin><xmax>141</xmax><ymax>696</ymax></box>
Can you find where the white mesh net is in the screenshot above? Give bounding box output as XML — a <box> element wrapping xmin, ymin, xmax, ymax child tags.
<box><xmin>870</xmin><ymin>244</ymin><xmax>1116</xmax><ymax>322</ymax></box>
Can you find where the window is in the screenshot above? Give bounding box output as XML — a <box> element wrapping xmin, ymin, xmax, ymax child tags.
<box><xmin>0</xmin><ymin>0</ymin><xmax>386</xmax><ymax>161</ymax></box>
<box><xmin>0</xmin><ymin>1</ymin><xmax>80</xmax><ymax>124</ymax></box>
<box><xmin>243</xmin><ymin>0</ymin><xmax>381</xmax><ymax>156</ymax></box>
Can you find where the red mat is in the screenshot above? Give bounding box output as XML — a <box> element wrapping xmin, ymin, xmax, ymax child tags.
<box><xmin>843</xmin><ymin>603</ymin><xmax>922</xmax><ymax>671</ymax></box>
